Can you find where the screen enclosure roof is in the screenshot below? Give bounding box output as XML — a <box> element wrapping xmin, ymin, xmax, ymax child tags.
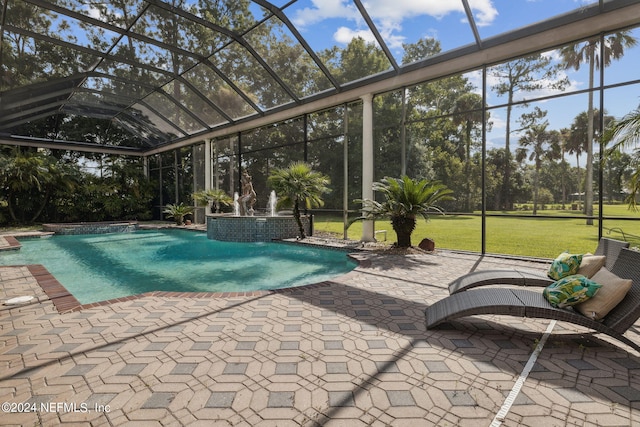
<box><xmin>1</xmin><ymin>0</ymin><xmax>639</xmax><ymax>154</ymax></box>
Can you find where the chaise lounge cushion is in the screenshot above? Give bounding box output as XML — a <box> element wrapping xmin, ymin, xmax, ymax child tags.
<box><xmin>543</xmin><ymin>274</ymin><xmax>601</xmax><ymax>308</ymax></box>
<box><xmin>577</xmin><ymin>255</ymin><xmax>607</xmax><ymax>278</ymax></box>
<box><xmin>548</xmin><ymin>252</ymin><xmax>583</xmax><ymax>280</ymax></box>
<box><xmin>576</xmin><ymin>268</ymin><xmax>633</xmax><ymax>321</ymax></box>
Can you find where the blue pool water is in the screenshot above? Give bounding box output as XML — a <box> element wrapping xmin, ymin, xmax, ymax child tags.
<box><xmin>0</xmin><ymin>229</ymin><xmax>357</xmax><ymax>304</ymax></box>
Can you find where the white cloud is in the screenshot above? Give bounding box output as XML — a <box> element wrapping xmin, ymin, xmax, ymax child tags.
<box><xmin>87</xmin><ymin>7</ymin><xmax>102</xmax><ymax>20</ymax></box>
<box><xmin>292</xmin><ymin>0</ymin><xmax>360</xmax><ymax>28</ymax></box>
<box><xmin>468</xmin><ymin>0</ymin><xmax>499</xmax><ymax>27</ymax></box>
<box><xmin>489</xmin><ymin>113</ymin><xmax>507</xmax><ymax>131</ymax></box>
<box><xmin>333</xmin><ymin>27</ymin><xmax>376</xmax><ymax>45</ymax></box>
<box><xmin>465</xmin><ymin>69</ymin><xmax>484</xmax><ymax>95</ymax></box>
<box><xmin>292</xmin><ymin>0</ymin><xmax>498</xmax><ymax>47</ymax></box>
<box><xmin>358</xmin><ymin>0</ymin><xmax>497</xmax><ymax>25</ymax></box>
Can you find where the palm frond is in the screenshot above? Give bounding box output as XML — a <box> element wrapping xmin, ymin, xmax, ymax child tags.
<box><xmin>267</xmin><ymin>161</ymin><xmax>331</xmax><ymax>210</ymax></box>
<box><xmin>605</xmin><ymin>107</ymin><xmax>640</xmax><ymax>154</ymax></box>
<box><xmin>358</xmin><ymin>176</ymin><xmax>454</xmax><ymax>220</ymax></box>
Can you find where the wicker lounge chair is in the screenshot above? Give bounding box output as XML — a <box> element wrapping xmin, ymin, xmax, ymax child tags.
<box><xmin>427</xmin><ymin>247</ymin><xmax>640</xmax><ymax>352</ymax></box>
<box><xmin>448</xmin><ymin>238</ymin><xmax>629</xmax><ymax>294</ymax></box>
<box><xmin>425</xmin><ymin>249</ymin><xmax>640</xmax><ymax>352</ymax></box>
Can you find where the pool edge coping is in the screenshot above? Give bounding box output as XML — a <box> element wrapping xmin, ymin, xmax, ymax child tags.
<box><xmin>0</xmin><ymin>236</ymin><xmax>22</xmax><ymax>251</ymax></box>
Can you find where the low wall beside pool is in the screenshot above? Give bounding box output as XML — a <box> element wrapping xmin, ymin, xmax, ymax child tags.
<box><xmin>43</xmin><ymin>221</ymin><xmax>139</xmax><ymax>235</ymax></box>
<box><xmin>206</xmin><ymin>215</ymin><xmax>311</xmax><ymax>242</ymax></box>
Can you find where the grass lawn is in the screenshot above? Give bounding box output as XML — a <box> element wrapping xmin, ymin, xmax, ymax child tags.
<box><xmin>313</xmin><ymin>204</ymin><xmax>640</xmax><ymax>258</ymax></box>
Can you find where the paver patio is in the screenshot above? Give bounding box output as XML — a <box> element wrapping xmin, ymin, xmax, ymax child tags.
<box><xmin>1</xmin><ymin>242</ymin><xmax>640</xmax><ymax>426</ymax></box>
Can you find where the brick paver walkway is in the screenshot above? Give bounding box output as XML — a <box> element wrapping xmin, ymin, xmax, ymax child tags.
<box><xmin>1</xmin><ymin>245</ymin><xmax>639</xmax><ymax>426</ymax></box>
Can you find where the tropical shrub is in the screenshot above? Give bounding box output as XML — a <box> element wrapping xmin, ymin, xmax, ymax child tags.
<box><xmin>163</xmin><ymin>203</ymin><xmax>194</xmax><ymax>225</ymax></box>
<box><xmin>357</xmin><ymin>176</ymin><xmax>453</xmax><ymax>248</ymax></box>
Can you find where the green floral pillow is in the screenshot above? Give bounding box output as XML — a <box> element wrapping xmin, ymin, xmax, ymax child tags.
<box><xmin>548</xmin><ymin>252</ymin><xmax>583</xmax><ymax>280</ymax></box>
<box><xmin>543</xmin><ymin>275</ymin><xmax>601</xmax><ymax>308</ymax></box>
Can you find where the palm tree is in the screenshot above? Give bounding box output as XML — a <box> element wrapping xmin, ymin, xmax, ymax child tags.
<box><xmin>560</xmin><ymin>31</ymin><xmax>637</xmax><ymax>224</ymax></box>
<box><xmin>565</xmin><ymin>114</ymin><xmax>587</xmax><ymax>209</ymax></box>
<box><xmin>193</xmin><ymin>189</ymin><xmax>233</xmax><ymax>213</ymax></box>
<box><xmin>267</xmin><ymin>162</ymin><xmax>331</xmax><ymax>239</ymax></box>
<box><xmin>516</xmin><ymin>109</ymin><xmax>561</xmax><ymax>215</ymax></box>
<box><xmin>559</xmin><ymin>127</ymin><xmax>572</xmax><ymax>209</ymax></box>
<box><xmin>358</xmin><ymin>176</ymin><xmax>453</xmax><ymax>248</ymax></box>
<box><xmin>566</xmin><ymin>110</ymin><xmax>614</xmax><ymax>213</ymax></box>
<box><xmin>605</xmin><ymin>107</ymin><xmax>640</xmax><ymax>209</ymax></box>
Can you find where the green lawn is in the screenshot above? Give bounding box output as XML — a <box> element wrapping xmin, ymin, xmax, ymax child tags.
<box><xmin>313</xmin><ymin>205</ymin><xmax>640</xmax><ymax>258</ymax></box>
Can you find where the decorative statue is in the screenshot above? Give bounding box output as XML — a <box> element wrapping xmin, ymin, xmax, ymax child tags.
<box><xmin>239</xmin><ymin>170</ymin><xmax>257</xmax><ymax>216</ymax></box>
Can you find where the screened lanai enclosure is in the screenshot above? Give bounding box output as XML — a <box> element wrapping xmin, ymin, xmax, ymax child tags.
<box><xmin>1</xmin><ymin>0</ymin><xmax>640</xmax><ymax>257</ymax></box>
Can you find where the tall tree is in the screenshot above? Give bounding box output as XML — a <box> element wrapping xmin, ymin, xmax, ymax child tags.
<box><xmin>322</xmin><ymin>37</ymin><xmax>390</xmax><ymax>85</ymax></box>
<box><xmin>516</xmin><ymin>108</ymin><xmax>561</xmax><ymax>215</ymax></box>
<box><xmin>0</xmin><ymin>1</ymin><xmax>80</xmax><ymax>89</ymax></box>
<box><xmin>490</xmin><ymin>54</ymin><xmax>568</xmax><ymax>210</ymax></box>
<box><xmin>601</xmin><ymin>150</ymin><xmax>633</xmax><ymax>204</ymax></box>
<box><xmin>453</xmin><ymin>92</ymin><xmax>484</xmax><ymax>212</ymax></box>
<box><xmin>559</xmin><ymin>127</ymin><xmax>571</xmax><ymax>209</ymax></box>
<box><xmin>0</xmin><ymin>148</ymin><xmax>76</xmax><ymax>223</ymax></box>
<box><xmin>400</xmin><ymin>38</ymin><xmax>482</xmax><ymax>208</ymax></box>
<box><xmin>565</xmin><ymin>114</ymin><xmax>586</xmax><ymax>205</ymax></box>
<box><xmin>566</xmin><ymin>110</ymin><xmax>615</xmax><ymax>213</ymax></box>
<box><xmin>560</xmin><ymin>31</ymin><xmax>637</xmax><ymax>224</ymax></box>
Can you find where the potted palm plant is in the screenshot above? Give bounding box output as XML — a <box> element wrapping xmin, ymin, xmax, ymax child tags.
<box><xmin>356</xmin><ymin>176</ymin><xmax>453</xmax><ymax>248</ymax></box>
<box><xmin>193</xmin><ymin>189</ymin><xmax>233</xmax><ymax>213</ymax></box>
<box><xmin>163</xmin><ymin>203</ymin><xmax>194</xmax><ymax>226</ymax></box>
<box><xmin>267</xmin><ymin>161</ymin><xmax>331</xmax><ymax>239</ymax></box>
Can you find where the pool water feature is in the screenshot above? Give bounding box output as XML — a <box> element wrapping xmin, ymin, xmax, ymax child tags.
<box><xmin>0</xmin><ymin>229</ymin><xmax>357</xmax><ymax>305</ymax></box>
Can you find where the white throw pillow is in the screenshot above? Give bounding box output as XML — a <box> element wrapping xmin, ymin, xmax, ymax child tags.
<box><xmin>577</xmin><ymin>255</ymin><xmax>606</xmax><ymax>278</ymax></box>
<box><xmin>576</xmin><ymin>267</ymin><xmax>632</xmax><ymax>321</ymax></box>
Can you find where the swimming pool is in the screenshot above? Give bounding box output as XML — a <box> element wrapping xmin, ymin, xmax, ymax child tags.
<box><xmin>0</xmin><ymin>229</ymin><xmax>357</xmax><ymax>304</ymax></box>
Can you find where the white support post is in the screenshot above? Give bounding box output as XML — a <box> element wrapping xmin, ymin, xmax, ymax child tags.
<box><xmin>142</xmin><ymin>156</ymin><xmax>149</xmax><ymax>179</ymax></box>
<box><xmin>204</xmin><ymin>139</ymin><xmax>212</xmax><ymax>191</ymax></box>
<box><xmin>361</xmin><ymin>93</ymin><xmax>375</xmax><ymax>242</ymax></box>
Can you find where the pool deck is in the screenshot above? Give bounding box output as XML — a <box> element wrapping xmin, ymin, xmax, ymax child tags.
<box><xmin>0</xmin><ymin>235</ymin><xmax>22</xmax><ymax>252</ymax></box>
<box><xmin>1</xmin><ymin>232</ymin><xmax>640</xmax><ymax>426</ymax></box>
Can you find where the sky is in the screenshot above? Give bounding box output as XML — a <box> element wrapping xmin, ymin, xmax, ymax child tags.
<box><xmin>278</xmin><ymin>0</ymin><xmax>640</xmax><ymax>158</ymax></box>
<box><xmin>282</xmin><ymin>0</ymin><xmax>598</xmax><ymax>59</ymax></box>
